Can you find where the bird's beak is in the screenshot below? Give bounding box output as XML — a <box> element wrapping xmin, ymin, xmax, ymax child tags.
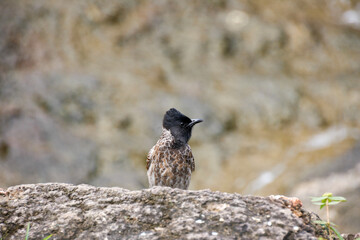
<box><xmin>187</xmin><ymin>119</ymin><xmax>203</xmax><ymax>128</ymax></box>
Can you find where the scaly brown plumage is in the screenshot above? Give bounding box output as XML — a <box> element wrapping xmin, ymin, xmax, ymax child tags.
<box><xmin>146</xmin><ymin>108</ymin><xmax>202</xmax><ymax>190</ymax></box>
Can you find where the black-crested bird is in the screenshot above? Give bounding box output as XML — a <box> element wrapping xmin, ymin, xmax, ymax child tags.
<box><xmin>146</xmin><ymin>108</ymin><xmax>203</xmax><ymax>190</ymax></box>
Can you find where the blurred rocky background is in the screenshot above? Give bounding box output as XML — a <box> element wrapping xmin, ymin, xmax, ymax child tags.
<box><xmin>0</xmin><ymin>0</ymin><xmax>359</xmax><ymax>233</ymax></box>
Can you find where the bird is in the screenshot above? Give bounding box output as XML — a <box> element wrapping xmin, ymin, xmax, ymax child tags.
<box><xmin>146</xmin><ymin>108</ymin><xmax>203</xmax><ymax>190</ymax></box>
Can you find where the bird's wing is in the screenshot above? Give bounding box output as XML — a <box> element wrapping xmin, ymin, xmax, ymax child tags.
<box><xmin>146</xmin><ymin>146</ymin><xmax>155</xmax><ymax>170</ymax></box>
<box><xmin>190</xmin><ymin>151</ymin><xmax>195</xmax><ymax>172</ymax></box>
<box><xmin>186</xmin><ymin>145</ymin><xmax>195</xmax><ymax>172</ymax></box>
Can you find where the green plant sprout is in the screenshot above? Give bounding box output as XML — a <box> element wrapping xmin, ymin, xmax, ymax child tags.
<box><xmin>25</xmin><ymin>223</ymin><xmax>52</xmax><ymax>240</ymax></box>
<box><xmin>311</xmin><ymin>192</ymin><xmax>346</xmax><ymax>240</ymax></box>
<box><xmin>0</xmin><ymin>223</ymin><xmax>52</xmax><ymax>240</ymax></box>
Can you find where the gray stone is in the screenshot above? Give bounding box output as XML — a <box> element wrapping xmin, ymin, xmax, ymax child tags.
<box><xmin>0</xmin><ymin>183</ymin><xmax>328</xmax><ymax>240</ymax></box>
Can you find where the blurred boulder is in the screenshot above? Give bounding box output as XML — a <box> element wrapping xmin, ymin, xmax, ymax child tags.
<box><xmin>0</xmin><ymin>102</ymin><xmax>98</xmax><ymax>186</ymax></box>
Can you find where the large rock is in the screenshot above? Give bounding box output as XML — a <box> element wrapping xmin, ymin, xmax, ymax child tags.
<box><xmin>0</xmin><ymin>183</ymin><xmax>331</xmax><ymax>240</ymax></box>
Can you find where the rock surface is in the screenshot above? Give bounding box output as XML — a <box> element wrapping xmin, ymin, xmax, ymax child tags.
<box><xmin>0</xmin><ymin>183</ymin><xmax>327</xmax><ymax>240</ymax></box>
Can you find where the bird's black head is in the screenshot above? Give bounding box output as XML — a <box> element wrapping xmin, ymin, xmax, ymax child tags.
<box><xmin>163</xmin><ymin>108</ymin><xmax>203</xmax><ymax>146</ymax></box>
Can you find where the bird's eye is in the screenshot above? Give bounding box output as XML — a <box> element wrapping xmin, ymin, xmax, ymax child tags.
<box><xmin>180</xmin><ymin>122</ymin><xmax>185</xmax><ymax>127</ymax></box>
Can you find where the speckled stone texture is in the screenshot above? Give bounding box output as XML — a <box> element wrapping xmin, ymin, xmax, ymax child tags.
<box><xmin>0</xmin><ymin>183</ymin><xmax>327</xmax><ymax>240</ymax></box>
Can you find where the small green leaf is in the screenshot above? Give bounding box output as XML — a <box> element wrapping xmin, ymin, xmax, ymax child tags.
<box><xmin>322</xmin><ymin>192</ymin><xmax>333</xmax><ymax>197</ymax></box>
<box><xmin>25</xmin><ymin>223</ymin><xmax>30</xmax><ymax>240</ymax></box>
<box><xmin>42</xmin><ymin>234</ymin><xmax>53</xmax><ymax>240</ymax></box>
<box><xmin>311</xmin><ymin>196</ymin><xmax>328</xmax><ymax>202</ymax></box>
<box><xmin>319</xmin><ymin>204</ymin><xmax>326</xmax><ymax>209</ymax></box>
<box><xmin>329</xmin><ymin>226</ymin><xmax>344</xmax><ymax>240</ymax></box>
<box><xmin>328</xmin><ymin>201</ymin><xmax>341</xmax><ymax>205</ymax></box>
<box><xmin>313</xmin><ymin>220</ymin><xmax>327</xmax><ymax>225</ymax></box>
<box><xmin>328</xmin><ymin>196</ymin><xmax>346</xmax><ymax>202</ymax></box>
